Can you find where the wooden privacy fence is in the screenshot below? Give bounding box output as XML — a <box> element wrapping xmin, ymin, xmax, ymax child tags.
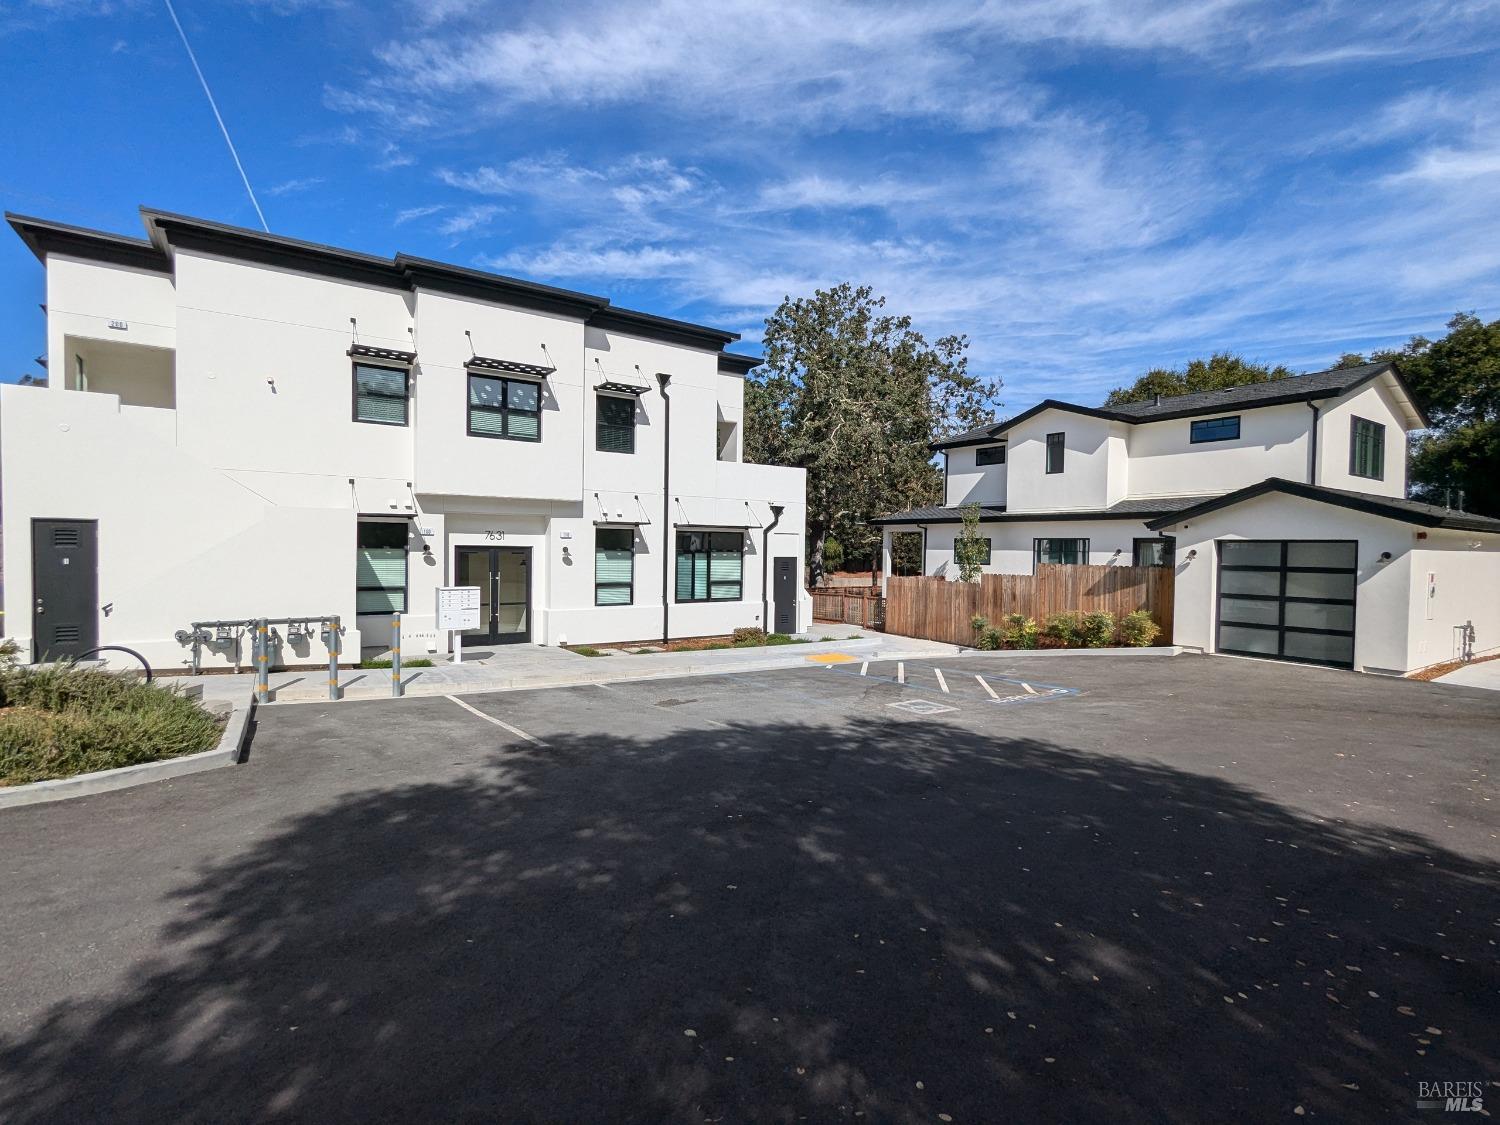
<box><xmin>810</xmin><ymin>586</ymin><xmax>884</xmax><ymax>629</ymax></box>
<box><xmin>883</xmin><ymin>565</ymin><xmax>1173</xmax><ymax>646</ymax></box>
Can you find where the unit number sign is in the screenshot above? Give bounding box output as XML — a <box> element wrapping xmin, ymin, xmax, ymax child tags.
<box><xmin>436</xmin><ymin>586</ymin><xmax>482</xmax><ymax>631</ymax></box>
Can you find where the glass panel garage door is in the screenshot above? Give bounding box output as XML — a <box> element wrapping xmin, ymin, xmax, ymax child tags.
<box><xmin>1217</xmin><ymin>540</ymin><xmax>1356</xmax><ymax>669</ymax></box>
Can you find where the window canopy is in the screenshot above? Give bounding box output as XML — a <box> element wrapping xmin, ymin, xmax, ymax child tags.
<box><xmin>466</xmin><ymin>354</ymin><xmax>554</xmax><ymax>380</ymax></box>
<box><xmin>348</xmin><ymin>343</ymin><xmax>416</xmax><ymax>365</ymax></box>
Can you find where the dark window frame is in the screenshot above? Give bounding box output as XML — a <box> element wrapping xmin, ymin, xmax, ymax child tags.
<box><xmin>675</xmin><ymin>530</ymin><xmax>744</xmax><ymax>603</ymax></box>
<box><xmin>467</xmin><ymin>372</ymin><xmax>543</xmax><ymax>443</ymax></box>
<box><xmin>352</xmin><ymin>361</ymin><xmax>410</xmax><ymax>427</ymax></box>
<box><xmin>1215</xmin><ymin>539</ymin><xmax>1358</xmax><ymax>669</ymax></box>
<box><xmin>957</xmin><ymin>536</ymin><xmax>992</xmax><ymax>567</ymax></box>
<box><xmin>1033</xmin><ymin>537</ymin><xmax>1089</xmax><ymax>569</ymax></box>
<box><xmin>1045</xmin><ymin>432</ymin><xmax>1065</xmax><ymax>474</ymax></box>
<box><xmin>1190</xmin><ymin>415</ymin><xmax>1240</xmax><ymax>443</ymax></box>
<box><xmin>596</xmin><ymin>393</ymin><xmax>636</xmax><ymax>454</ymax></box>
<box><xmin>975</xmin><ymin>445</ymin><xmax>1006</xmax><ymax>466</ymax></box>
<box><xmin>356</xmin><ymin>519</ymin><xmax>409</xmax><ymax>614</ymax></box>
<box><xmin>1132</xmin><ymin>536</ymin><xmax>1176</xmax><ymax>567</ymax></box>
<box><xmin>594</xmin><ymin>526</ymin><xmax>635</xmax><ymax>606</ymax></box>
<box><xmin>1349</xmin><ymin>415</ymin><xmax>1385</xmax><ymax>480</ymax></box>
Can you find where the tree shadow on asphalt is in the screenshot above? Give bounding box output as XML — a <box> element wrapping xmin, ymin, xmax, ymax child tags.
<box><xmin>2</xmin><ymin>716</ymin><xmax>1496</xmax><ymax>1123</ymax></box>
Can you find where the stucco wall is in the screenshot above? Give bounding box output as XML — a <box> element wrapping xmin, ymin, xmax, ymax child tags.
<box><xmin>1126</xmin><ymin>402</ymin><xmax>1312</xmax><ymax>497</ymax></box>
<box><xmin>1316</xmin><ymin>378</ymin><xmax>1410</xmax><ymax>498</ymax></box>
<box><xmin>1406</xmin><ymin>531</ymin><xmax>1500</xmax><ymax>667</ymax></box>
<box><xmin>944</xmin><ymin>444</ymin><xmax>1007</xmax><ymax>506</ymax></box>
<box><xmin>917</xmin><ymin>518</ymin><xmax>1162</xmax><ymax>575</ymax></box>
<box><xmin>1004</xmin><ymin>411</ymin><xmax>1117</xmax><ymax>513</ymax></box>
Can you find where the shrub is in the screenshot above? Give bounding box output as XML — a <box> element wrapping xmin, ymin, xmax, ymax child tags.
<box><xmin>0</xmin><ymin>664</ymin><xmax>221</xmax><ymax>786</ymax></box>
<box><xmin>732</xmin><ymin>627</ymin><xmax>767</xmax><ymax>645</ymax></box>
<box><xmin>359</xmin><ymin>657</ymin><xmax>434</xmax><ymax>668</ymax></box>
<box><xmin>1003</xmin><ymin>614</ymin><xmax>1039</xmax><ymax>650</ymax></box>
<box><xmin>1119</xmin><ymin>610</ymin><xmax>1161</xmax><ymax>647</ymax></box>
<box><xmin>977</xmin><ymin>626</ymin><xmax>1004</xmax><ymax>650</ymax></box>
<box><xmin>1080</xmin><ymin>611</ymin><xmax>1116</xmax><ymax>648</ymax></box>
<box><xmin>767</xmin><ymin>634</ymin><xmax>807</xmax><ymax>646</ymax></box>
<box><xmin>822</xmin><ymin>536</ymin><xmax>845</xmax><ymax>573</ymax></box>
<box><xmin>1044</xmin><ymin>611</ymin><xmax>1082</xmax><ymax>646</ymax></box>
<box><xmin>970</xmin><ymin>613</ymin><xmax>989</xmax><ymax>634</ymax></box>
<box><xmin>568</xmin><ymin>645</ymin><xmax>607</xmax><ymax>657</ymax></box>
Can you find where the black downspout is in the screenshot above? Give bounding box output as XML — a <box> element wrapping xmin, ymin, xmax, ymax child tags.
<box><xmin>761</xmin><ymin>503</ymin><xmax>784</xmax><ymax>634</ymax></box>
<box><xmin>657</xmin><ymin>372</ymin><xmax>672</xmax><ymax>644</ymax></box>
<box><xmin>1307</xmin><ymin>402</ymin><xmax>1321</xmax><ymax>484</ymax></box>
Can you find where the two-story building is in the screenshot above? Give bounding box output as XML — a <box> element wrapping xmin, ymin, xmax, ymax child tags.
<box><xmin>875</xmin><ymin>363</ymin><xmax>1500</xmax><ymax>674</ymax></box>
<box><xmin>4</xmin><ymin>207</ymin><xmax>809</xmax><ymax>671</ymax></box>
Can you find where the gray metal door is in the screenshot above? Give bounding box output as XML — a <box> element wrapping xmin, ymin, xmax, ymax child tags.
<box><xmin>32</xmin><ymin>519</ymin><xmax>99</xmax><ymax>661</ymax></box>
<box><xmin>773</xmin><ymin>557</ymin><xmax>797</xmax><ymax>634</ymax></box>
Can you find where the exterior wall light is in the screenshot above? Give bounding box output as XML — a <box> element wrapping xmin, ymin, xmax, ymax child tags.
<box><xmin>1186</xmin><ymin>549</ymin><xmax>1198</xmax><ymax>561</ymax></box>
<box><xmin>1379</xmin><ymin>551</ymin><xmax>1392</xmax><ymax>562</ymax></box>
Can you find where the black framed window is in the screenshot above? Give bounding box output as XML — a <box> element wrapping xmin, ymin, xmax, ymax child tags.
<box><xmin>596</xmin><ymin>394</ymin><xmax>636</xmax><ymax>454</ymax></box>
<box><xmin>975</xmin><ymin>445</ymin><xmax>1006</xmax><ymax>466</ymax></box>
<box><xmin>957</xmin><ymin>537</ymin><xmax>992</xmax><ymax>567</ymax></box>
<box><xmin>353</xmin><ymin>363</ymin><xmax>409</xmax><ymax>426</ymax></box>
<box><xmin>1034</xmin><ymin>537</ymin><xmax>1088</xmax><ymax>567</ymax></box>
<box><xmin>1133</xmin><ymin>536</ymin><xmax>1176</xmax><ymax>567</ymax></box>
<box><xmin>1190</xmin><ymin>415</ymin><xmax>1240</xmax><ymax>443</ymax></box>
<box><xmin>1045</xmin><ymin>432</ymin><xmax>1065</xmax><ymax>473</ymax></box>
<box><xmin>468</xmin><ymin>374</ymin><xmax>541</xmax><ymax>441</ymax></box>
<box><xmin>676</xmin><ymin>531</ymin><xmax>743</xmax><ymax>602</ymax></box>
<box><xmin>1350</xmin><ymin>416</ymin><xmax>1385</xmax><ymax>480</ymax></box>
<box><xmin>595</xmin><ymin>527</ymin><xmax>635</xmax><ymax>606</ymax></box>
<box><xmin>356</xmin><ymin>520</ymin><xmax>408</xmax><ymax>613</ymax></box>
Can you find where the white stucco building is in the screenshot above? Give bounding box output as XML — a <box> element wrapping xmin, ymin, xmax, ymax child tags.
<box><xmin>3</xmin><ymin>208</ymin><xmax>808</xmax><ymax>671</ymax></box>
<box><xmin>875</xmin><ymin>364</ymin><xmax>1500</xmax><ymax>674</ymax></box>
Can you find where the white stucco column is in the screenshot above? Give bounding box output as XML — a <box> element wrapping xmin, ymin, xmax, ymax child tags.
<box><xmin>880</xmin><ymin>527</ymin><xmax>892</xmax><ymax>595</ymax></box>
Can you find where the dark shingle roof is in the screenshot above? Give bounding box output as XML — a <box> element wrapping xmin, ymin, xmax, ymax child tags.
<box><xmin>873</xmin><ymin>494</ymin><xmax>1219</xmax><ymax>525</ymax></box>
<box><xmin>933</xmin><ymin>360</ymin><xmax>1427</xmax><ymax>450</ymax></box>
<box><xmin>1145</xmin><ymin>479</ymin><xmax>1500</xmax><ymax>534</ymax></box>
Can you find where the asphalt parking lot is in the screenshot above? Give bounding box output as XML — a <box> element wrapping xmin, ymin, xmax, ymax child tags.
<box><xmin>2</xmin><ymin>653</ymin><xmax>1497</xmax><ymax>1123</ymax></box>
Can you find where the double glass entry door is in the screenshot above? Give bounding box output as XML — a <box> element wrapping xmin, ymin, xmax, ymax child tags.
<box><xmin>454</xmin><ymin>546</ymin><xmax>531</xmax><ymax>645</ymax></box>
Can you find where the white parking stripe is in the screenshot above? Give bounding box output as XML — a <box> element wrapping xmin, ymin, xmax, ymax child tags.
<box><xmin>860</xmin><ymin>661</ymin><xmax>869</xmax><ymax>676</ymax></box>
<box><xmin>934</xmin><ymin>668</ymin><xmax>950</xmax><ymax>693</ymax></box>
<box><xmin>446</xmin><ymin>695</ymin><xmax>544</xmax><ymax>744</ymax></box>
<box><xmin>897</xmin><ymin>662</ymin><xmax>905</xmax><ymax>684</ymax></box>
<box><xmin>976</xmin><ymin>674</ymin><xmax>999</xmax><ymax>699</ymax></box>
<box><xmin>1021</xmin><ymin>682</ymin><xmax>1038</xmax><ymax>695</ymax></box>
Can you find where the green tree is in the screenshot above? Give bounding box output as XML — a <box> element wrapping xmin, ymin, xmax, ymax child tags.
<box><xmin>954</xmin><ymin>503</ymin><xmax>986</xmax><ymax>582</ymax></box>
<box><xmin>1103</xmin><ymin>352</ymin><xmax>1293</xmax><ymax>407</ymax></box>
<box><xmin>746</xmin><ymin>283</ymin><xmax>999</xmax><ymax>586</ymax></box>
<box><xmin>1332</xmin><ymin>352</ymin><xmax>1370</xmax><ymax>369</ymax></box>
<box><xmin>1380</xmin><ymin>313</ymin><xmax>1500</xmax><ymax>516</ymax></box>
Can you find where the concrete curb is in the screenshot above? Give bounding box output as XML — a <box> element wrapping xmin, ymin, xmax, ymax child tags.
<box><xmin>940</xmin><ymin>645</ymin><xmax>1184</xmax><ymax>659</ymax></box>
<box><xmin>0</xmin><ymin>697</ymin><xmax>253</xmax><ymax>810</ymax></box>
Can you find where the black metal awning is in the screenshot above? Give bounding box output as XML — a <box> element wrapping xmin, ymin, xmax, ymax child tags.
<box><xmin>595</xmin><ymin>379</ymin><xmax>649</xmax><ymax>396</ymax></box>
<box><xmin>348</xmin><ymin>343</ymin><xmax>416</xmax><ymax>365</ymax></box>
<box><xmin>466</xmin><ymin>355</ymin><xmax>555</xmax><ymax>379</ymax></box>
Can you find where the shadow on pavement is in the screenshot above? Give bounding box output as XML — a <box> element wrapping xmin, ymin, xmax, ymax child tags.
<box><xmin>2</xmin><ymin>717</ymin><xmax>1495</xmax><ymax>1122</ymax></box>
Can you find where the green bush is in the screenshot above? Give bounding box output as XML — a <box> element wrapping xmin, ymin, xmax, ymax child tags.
<box><xmin>977</xmin><ymin>626</ymin><xmax>1004</xmax><ymax>651</ymax></box>
<box><xmin>732</xmin><ymin>627</ymin><xmax>767</xmax><ymax>645</ymax></box>
<box><xmin>1003</xmin><ymin>614</ymin><xmax>1040</xmax><ymax>650</ymax></box>
<box><xmin>1080</xmin><ymin>611</ymin><xmax>1116</xmax><ymax>648</ymax></box>
<box><xmin>358</xmin><ymin>657</ymin><xmax>434</xmax><ymax>668</ymax></box>
<box><xmin>1044</xmin><ymin>612</ymin><xmax>1082</xmax><ymax>646</ymax></box>
<box><xmin>568</xmin><ymin>645</ymin><xmax>607</xmax><ymax>657</ymax></box>
<box><xmin>769</xmin><ymin>634</ymin><xmax>808</xmax><ymax>645</ymax></box>
<box><xmin>1119</xmin><ymin>610</ymin><xmax>1161</xmax><ymax>647</ymax></box>
<box><xmin>822</xmin><ymin>536</ymin><xmax>845</xmax><ymax>573</ymax></box>
<box><xmin>0</xmin><ymin>664</ymin><xmax>222</xmax><ymax>787</ymax></box>
<box><xmin>970</xmin><ymin>613</ymin><xmax>989</xmax><ymax>634</ymax></box>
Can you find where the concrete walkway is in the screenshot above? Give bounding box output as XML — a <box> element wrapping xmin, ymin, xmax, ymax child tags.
<box><xmin>156</xmin><ymin>626</ymin><xmax>965</xmax><ymax>704</ymax></box>
<box><xmin>1435</xmin><ymin>658</ymin><xmax>1500</xmax><ymax>691</ymax></box>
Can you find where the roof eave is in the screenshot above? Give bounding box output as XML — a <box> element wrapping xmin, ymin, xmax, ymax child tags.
<box><xmin>6</xmin><ymin>211</ymin><xmax>171</xmax><ymax>274</ymax></box>
<box><xmin>588</xmin><ymin>306</ymin><xmax>739</xmax><ymax>352</ymax></box>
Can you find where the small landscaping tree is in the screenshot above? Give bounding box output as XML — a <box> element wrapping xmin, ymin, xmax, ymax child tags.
<box><xmin>954</xmin><ymin>503</ymin><xmax>986</xmax><ymax>583</ymax></box>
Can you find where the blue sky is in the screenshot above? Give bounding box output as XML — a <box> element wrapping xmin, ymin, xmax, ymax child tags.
<box><xmin>3</xmin><ymin>0</ymin><xmax>1499</xmax><ymax>416</ymax></box>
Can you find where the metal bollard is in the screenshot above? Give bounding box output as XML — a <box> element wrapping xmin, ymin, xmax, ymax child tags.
<box><xmin>391</xmin><ymin>613</ymin><xmax>404</xmax><ymax>698</ymax></box>
<box><xmin>326</xmin><ymin>617</ymin><xmax>342</xmax><ymax>701</ymax></box>
<box><xmin>254</xmin><ymin>617</ymin><xmax>270</xmax><ymax>704</ymax></box>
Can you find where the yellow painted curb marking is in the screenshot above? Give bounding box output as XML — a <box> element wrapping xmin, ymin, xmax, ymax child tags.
<box><xmin>806</xmin><ymin>652</ymin><xmax>857</xmax><ymax>664</ymax></box>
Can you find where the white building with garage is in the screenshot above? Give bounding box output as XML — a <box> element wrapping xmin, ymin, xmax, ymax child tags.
<box><xmin>3</xmin><ymin>207</ymin><xmax>808</xmax><ymax>671</ymax></box>
<box><xmin>875</xmin><ymin>363</ymin><xmax>1500</xmax><ymax>674</ymax></box>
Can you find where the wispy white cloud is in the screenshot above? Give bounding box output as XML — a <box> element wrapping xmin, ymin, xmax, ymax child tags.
<box><xmin>265</xmin><ymin>176</ymin><xmax>324</xmax><ymax>197</ymax></box>
<box><xmin>438</xmin><ymin>203</ymin><xmax>503</xmax><ymax>236</ymax></box>
<box><xmin>394</xmin><ymin>203</ymin><xmax>444</xmax><ymax>225</ymax></box>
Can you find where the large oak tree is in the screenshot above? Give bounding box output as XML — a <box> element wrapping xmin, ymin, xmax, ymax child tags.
<box><xmin>745</xmin><ymin>284</ymin><xmax>998</xmax><ymax>586</ymax></box>
<box><xmin>1103</xmin><ymin>352</ymin><xmax>1293</xmax><ymax>406</ymax></box>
